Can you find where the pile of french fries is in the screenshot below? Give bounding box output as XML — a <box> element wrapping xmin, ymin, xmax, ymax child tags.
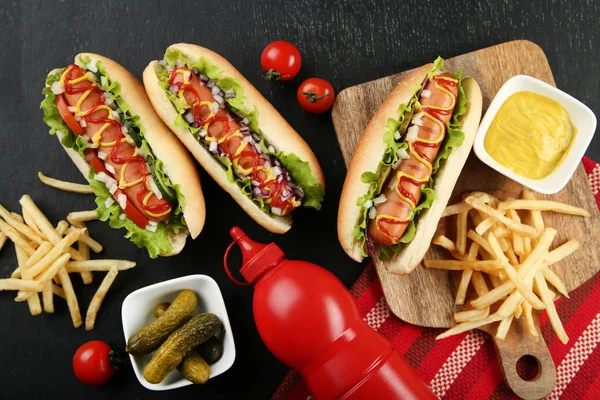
<box><xmin>424</xmin><ymin>189</ymin><xmax>590</xmax><ymax>344</ymax></box>
<box><xmin>0</xmin><ymin>176</ymin><xmax>136</xmax><ymax>330</ymax></box>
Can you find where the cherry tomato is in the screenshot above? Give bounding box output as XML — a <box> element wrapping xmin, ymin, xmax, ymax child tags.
<box><xmin>73</xmin><ymin>341</ymin><xmax>119</xmax><ymax>385</ymax></box>
<box><xmin>56</xmin><ymin>94</ymin><xmax>85</xmax><ymax>135</ymax></box>
<box><xmin>297</xmin><ymin>78</ymin><xmax>335</xmax><ymax>113</ymax></box>
<box><xmin>260</xmin><ymin>41</ymin><xmax>301</xmax><ymax>81</ymax></box>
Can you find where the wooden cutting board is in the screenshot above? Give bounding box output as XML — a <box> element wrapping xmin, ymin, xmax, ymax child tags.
<box><xmin>332</xmin><ymin>40</ymin><xmax>600</xmax><ymax>399</ymax></box>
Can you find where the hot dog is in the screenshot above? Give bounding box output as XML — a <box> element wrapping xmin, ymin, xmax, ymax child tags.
<box><xmin>42</xmin><ymin>53</ymin><xmax>206</xmax><ymax>258</ymax></box>
<box><xmin>143</xmin><ymin>44</ymin><xmax>325</xmax><ymax>234</ymax></box>
<box><xmin>337</xmin><ymin>58</ymin><xmax>483</xmax><ymax>274</ymax></box>
<box><xmin>368</xmin><ymin>73</ymin><xmax>459</xmax><ymax>246</ymax></box>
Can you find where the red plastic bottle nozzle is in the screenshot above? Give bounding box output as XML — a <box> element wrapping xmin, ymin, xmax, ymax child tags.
<box><xmin>226</xmin><ymin>227</ymin><xmax>285</xmax><ymax>285</ymax></box>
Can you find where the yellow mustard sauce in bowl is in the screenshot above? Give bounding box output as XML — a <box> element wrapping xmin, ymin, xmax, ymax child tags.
<box><xmin>483</xmin><ymin>91</ymin><xmax>577</xmax><ymax>180</ymax></box>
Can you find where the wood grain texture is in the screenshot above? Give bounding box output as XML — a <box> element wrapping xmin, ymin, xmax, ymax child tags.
<box><xmin>332</xmin><ymin>40</ymin><xmax>600</xmax><ymax>329</ymax></box>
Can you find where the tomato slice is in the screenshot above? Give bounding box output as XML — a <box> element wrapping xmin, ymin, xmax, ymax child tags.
<box><xmin>84</xmin><ymin>150</ymin><xmax>149</xmax><ymax>229</ymax></box>
<box><xmin>56</xmin><ymin>94</ymin><xmax>85</xmax><ymax>135</ymax></box>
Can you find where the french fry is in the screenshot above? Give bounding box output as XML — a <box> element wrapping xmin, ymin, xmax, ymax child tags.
<box><xmin>498</xmin><ymin>198</ymin><xmax>590</xmax><ymax>218</ymax></box>
<box><xmin>57</xmin><ymin>268</ymin><xmax>82</xmax><ymax>328</ymax></box>
<box><xmin>42</xmin><ymin>281</ymin><xmax>54</xmax><ymax>313</ymax></box>
<box><xmin>433</xmin><ymin>235</ymin><xmax>456</xmax><ymax>252</ymax></box>
<box><xmin>454</xmin><ymin>308</ymin><xmax>489</xmax><ymax>323</ymax></box>
<box><xmin>34</xmin><ymin>253</ymin><xmax>71</xmax><ymax>286</ymax></box>
<box><xmin>467</xmin><ymin>230</ymin><xmax>494</xmax><ymax>256</ymax></box>
<box><xmin>465</xmin><ymin>196</ymin><xmax>539</xmax><ymax>238</ymax></box>
<box><xmin>496</xmin><ymin>315</ymin><xmax>514</xmax><ymax>340</ymax></box>
<box><xmin>502</xmin><ymin>261</ymin><xmax>545</xmax><ymax>311</ymax></box>
<box><xmin>26</xmin><ymin>230</ymin><xmax>81</xmax><ymax>278</ymax></box>
<box><xmin>442</xmin><ymin>201</ymin><xmax>472</xmax><ymax>218</ymax></box>
<box><xmin>493</xmin><ymin>227</ymin><xmax>513</xmax><ymax>239</ymax></box>
<box><xmin>469</xmin><ymin>209</ymin><xmax>484</xmax><ymax>227</ymax></box>
<box><xmin>424</xmin><ymin>259</ymin><xmax>504</xmax><ymax>274</ymax></box>
<box><xmin>55</xmin><ymin>220</ymin><xmax>69</xmax><ymax>237</ymax></box>
<box><xmin>0</xmin><ymin>232</ymin><xmax>7</xmax><ymax>252</ymax></box>
<box><xmin>544</xmin><ymin>239</ymin><xmax>580</xmax><ymax>265</ymax></box>
<box><xmin>85</xmin><ymin>267</ymin><xmax>118</xmax><ymax>330</ymax></box>
<box><xmin>15</xmin><ymin>243</ymin><xmax>42</xmax><ymax>315</ymax></box>
<box><xmin>436</xmin><ymin>314</ymin><xmax>503</xmax><ymax>340</ymax></box>
<box><xmin>487</xmin><ymin>233</ymin><xmax>509</xmax><ymax>263</ymax></box>
<box><xmin>475</xmin><ymin>217</ymin><xmax>495</xmax><ymax>236</ymax></box>
<box><xmin>455</xmin><ymin>211</ymin><xmax>468</xmax><ymax>256</ymax></box>
<box><xmin>0</xmin><ymin>205</ymin><xmax>45</xmax><ymax>245</ymax></box>
<box><xmin>471</xmin><ymin>271</ymin><xmax>489</xmax><ymax>297</ymax></box>
<box><xmin>19</xmin><ymin>196</ymin><xmax>85</xmax><ymax>260</ymax></box>
<box><xmin>0</xmin><ymin>279</ymin><xmax>41</xmax><ymax>291</ymax></box>
<box><xmin>522</xmin><ymin>301</ymin><xmax>539</xmax><ymax>337</ymax></box>
<box><xmin>67</xmin><ymin>227</ymin><xmax>102</xmax><ymax>253</ymax></box>
<box><xmin>514</xmin><ymin>302</ymin><xmax>523</xmax><ymax>319</ymax></box>
<box><xmin>0</xmin><ymin>218</ymin><xmax>37</xmax><ymax>256</ymax></box>
<box><xmin>52</xmin><ymin>284</ymin><xmax>66</xmax><ymax>300</ymax></box>
<box><xmin>38</xmin><ymin>172</ymin><xmax>94</xmax><ymax>194</ymax></box>
<box><xmin>22</xmin><ymin>209</ymin><xmax>43</xmax><ymax>237</ymax></box>
<box><xmin>25</xmin><ymin>242</ymin><xmax>53</xmax><ymax>269</ymax></box>
<box><xmin>505</xmin><ymin>246</ymin><xmax>519</xmax><ymax>266</ymax></box>
<box><xmin>534</xmin><ymin>272</ymin><xmax>568</xmax><ymax>344</ymax></box>
<box><xmin>67</xmin><ymin>210</ymin><xmax>99</xmax><ymax>224</ymax></box>
<box><xmin>65</xmin><ymin>259</ymin><xmax>136</xmax><ymax>273</ymax></box>
<box><xmin>505</xmin><ymin>209</ymin><xmax>525</xmax><ymax>256</ymax></box>
<box><xmin>543</xmin><ymin>268</ymin><xmax>569</xmax><ymax>298</ymax></box>
<box><xmin>455</xmin><ymin>242</ymin><xmax>479</xmax><ymax>305</ymax></box>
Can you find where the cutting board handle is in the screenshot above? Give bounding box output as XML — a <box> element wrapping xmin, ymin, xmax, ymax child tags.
<box><xmin>491</xmin><ymin>318</ymin><xmax>556</xmax><ymax>400</ymax></box>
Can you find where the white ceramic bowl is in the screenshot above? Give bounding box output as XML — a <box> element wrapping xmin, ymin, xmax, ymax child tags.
<box><xmin>121</xmin><ymin>275</ymin><xmax>236</xmax><ymax>391</ymax></box>
<box><xmin>473</xmin><ymin>75</ymin><xmax>596</xmax><ymax>194</ymax></box>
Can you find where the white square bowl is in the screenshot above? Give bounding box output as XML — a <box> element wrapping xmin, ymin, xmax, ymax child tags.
<box><xmin>121</xmin><ymin>275</ymin><xmax>236</xmax><ymax>391</ymax></box>
<box><xmin>473</xmin><ymin>75</ymin><xmax>596</xmax><ymax>194</ymax></box>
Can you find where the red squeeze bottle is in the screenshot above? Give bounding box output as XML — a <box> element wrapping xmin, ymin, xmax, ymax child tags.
<box><xmin>224</xmin><ymin>227</ymin><xmax>435</xmax><ymax>400</ymax></box>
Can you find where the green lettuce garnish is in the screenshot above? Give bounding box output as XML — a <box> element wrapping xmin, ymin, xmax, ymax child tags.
<box><xmin>353</xmin><ymin>57</ymin><xmax>468</xmax><ymax>258</ymax></box>
<box><xmin>156</xmin><ymin>49</ymin><xmax>324</xmax><ymax>213</ymax></box>
<box><xmin>41</xmin><ymin>57</ymin><xmax>186</xmax><ymax>258</ymax></box>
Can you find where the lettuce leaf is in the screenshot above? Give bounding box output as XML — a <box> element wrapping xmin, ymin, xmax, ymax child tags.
<box><xmin>89</xmin><ymin>173</ymin><xmax>172</xmax><ymax>258</ymax></box>
<box><xmin>352</xmin><ymin>57</ymin><xmax>469</xmax><ymax>258</ymax></box>
<box><xmin>40</xmin><ymin>58</ymin><xmax>186</xmax><ymax>257</ymax></box>
<box><xmin>157</xmin><ymin>49</ymin><xmax>324</xmax><ymax>212</ymax></box>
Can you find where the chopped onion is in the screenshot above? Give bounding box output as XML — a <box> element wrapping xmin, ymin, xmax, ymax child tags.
<box><xmin>199</xmin><ymin>74</ymin><xmax>208</xmax><ymax>81</ymax></box>
<box><xmin>209</xmin><ymin>141</ymin><xmax>218</xmax><ymax>153</ymax></box>
<box><xmin>241</xmin><ymin>118</ymin><xmax>249</xmax><ymax>126</ymax></box>
<box><xmin>211</xmin><ymin>86</ymin><xmax>221</xmax><ymax>96</ymax></box>
<box><xmin>421</xmin><ymin>89</ymin><xmax>432</xmax><ymax>99</ymax></box>
<box><xmin>184</xmin><ymin>112</ymin><xmax>195</xmax><ymax>124</ymax></box>
<box><xmin>111</xmin><ymin>111</ymin><xmax>120</xmax><ymax>120</ymax></box>
<box><xmin>145</xmin><ymin>224</ymin><xmax>157</xmax><ymax>232</ymax></box>
<box><xmin>104</xmin><ymin>197</ymin><xmax>115</xmax><ymax>208</ymax></box>
<box><xmin>363</xmin><ymin>199</ymin><xmax>373</xmax><ymax>209</ymax></box>
<box><xmin>240</xmin><ymin>126</ymin><xmax>250</xmax><ymax>133</ymax></box>
<box><xmin>253</xmin><ymin>187</ymin><xmax>262</xmax><ymax>196</ymax></box>
<box><xmin>411</xmin><ymin>115</ymin><xmax>424</xmax><ymax>127</ymax></box>
<box><xmin>262</xmin><ymin>188</ymin><xmax>271</xmax><ymax>196</ymax></box>
<box><xmin>137</xmin><ymin>147</ymin><xmax>146</xmax><ymax>159</ymax></box>
<box><xmin>104</xmin><ymin>96</ymin><xmax>113</xmax><ymax>106</ymax></box>
<box><xmin>255</xmin><ymin>144</ymin><xmax>263</xmax><ymax>154</ymax></box>
<box><xmin>252</xmin><ymin>134</ymin><xmax>260</xmax><ymax>142</ymax></box>
<box><xmin>373</xmin><ymin>194</ymin><xmax>387</xmax><ymax>206</ymax></box>
<box><xmin>273</xmin><ymin>166</ymin><xmax>282</xmax><ymax>176</ymax></box>
<box><xmin>212</xmin><ymin>102</ymin><xmax>219</xmax><ymax>114</ymax></box>
<box><xmin>224</xmin><ymin>91</ymin><xmax>235</xmax><ymax>99</ymax></box>
<box><xmin>121</xmin><ymin>125</ymin><xmax>128</xmax><ymax>134</ymax></box>
<box><xmin>206</xmin><ymin>79</ymin><xmax>215</xmax><ymax>88</ymax></box>
<box><xmin>105</xmin><ymin>164</ymin><xmax>115</xmax><ymax>174</ymax></box>
<box><xmin>405</xmin><ymin>125</ymin><xmax>419</xmax><ymax>142</ymax></box>
<box><xmin>251</xmin><ymin>180</ymin><xmax>260</xmax><ymax>187</ymax></box>
<box><xmin>394</xmin><ymin>130</ymin><xmax>401</xmax><ymax>141</ymax></box>
<box><xmin>242</xmin><ymin>135</ymin><xmax>253</xmax><ymax>142</ymax></box>
<box><xmin>100</xmin><ymin>76</ymin><xmax>108</xmax><ymax>87</ymax></box>
<box><xmin>213</xmin><ymin>94</ymin><xmax>223</xmax><ymax>105</ymax></box>
<box><xmin>96</xmin><ymin>172</ymin><xmax>110</xmax><ymax>183</ymax></box>
<box><xmin>50</xmin><ymin>81</ymin><xmax>64</xmax><ymax>95</ymax></box>
<box><xmin>158</xmin><ymin>60</ymin><xmax>166</xmax><ymax>67</ymax></box>
<box><xmin>433</xmin><ymin>69</ymin><xmax>443</xmax><ymax>76</ymax></box>
<box><xmin>86</xmin><ymin>62</ymin><xmax>98</xmax><ymax>73</ymax></box>
<box><xmin>169</xmin><ymin>85</ymin><xmax>178</xmax><ymax>94</ymax></box>
<box><xmin>263</xmin><ymin>160</ymin><xmax>272</xmax><ymax>169</ymax></box>
<box><xmin>199</xmin><ymin>129</ymin><xmax>207</xmax><ymax>138</ymax></box>
<box><xmin>67</xmin><ymin>106</ymin><xmax>76</xmax><ymax>113</ymax></box>
<box><xmin>267</xmin><ymin>145</ymin><xmax>275</xmax><ymax>153</ymax></box>
<box><xmin>97</xmin><ymin>151</ymin><xmax>108</xmax><ymax>160</ymax></box>
<box><xmin>271</xmin><ymin>207</ymin><xmax>283</xmax><ymax>216</ymax></box>
<box><xmin>282</xmin><ymin>188</ymin><xmax>291</xmax><ymax>198</ymax></box>
<box><xmin>388</xmin><ymin>175</ymin><xmax>398</xmax><ymax>191</ymax></box>
<box><xmin>74</xmin><ymin>115</ymin><xmax>81</xmax><ymax>122</ymax></box>
<box><xmin>293</xmin><ymin>186</ymin><xmax>304</xmax><ymax>198</ymax></box>
<box><xmin>397</xmin><ymin>147</ymin><xmax>409</xmax><ymax>160</ymax></box>
<box><xmin>185</xmin><ymin>71</ymin><xmax>192</xmax><ymax>81</ymax></box>
<box><xmin>82</xmin><ymin>134</ymin><xmax>91</xmax><ymax>141</ymax></box>
<box><xmin>368</xmin><ymin>207</ymin><xmax>377</xmax><ymax>220</ymax></box>
<box><xmin>118</xmin><ymin>213</ymin><xmax>127</xmax><ymax>221</ymax></box>
<box><xmin>109</xmin><ymin>184</ymin><xmax>118</xmax><ymax>195</ymax></box>
<box><xmin>147</xmin><ymin>175</ymin><xmax>163</xmax><ymax>199</ymax></box>
<box><xmin>79</xmin><ymin>119</ymin><xmax>87</xmax><ymax>128</ymax></box>
<box><xmin>117</xmin><ymin>194</ymin><xmax>127</xmax><ymax>210</ymax></box>
<box><xmin>191</xmin><ymin>67</ymin><xmax>199</xmax><ymax>75</ymax></box>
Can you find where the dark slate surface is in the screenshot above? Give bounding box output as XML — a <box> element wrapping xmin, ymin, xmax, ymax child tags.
<box><xmin>0</xmin><ymin>0</ymin><xmax>597</xmax><ymax>398</ymax></box>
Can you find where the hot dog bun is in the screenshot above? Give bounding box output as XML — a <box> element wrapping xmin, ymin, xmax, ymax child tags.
<box><xmin>338</xmin><ymin>67</ymin><xmax>482</xmax><ymax>274</ymax></box>
<box><xmin>47</xmin><ymin>52</ymin><xmax>206</xmax><ymax>256</ymax></box>
<box><xmin>143</xmin><ymin>43</ymin><xmax>325</xmax><ymax>234</ymax></box>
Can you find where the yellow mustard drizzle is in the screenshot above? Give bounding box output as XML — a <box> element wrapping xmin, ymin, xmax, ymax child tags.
<box><xmin>119</xmin><ymin>163</ymin><xmax>144</xmax><ymax>188</ymax></box>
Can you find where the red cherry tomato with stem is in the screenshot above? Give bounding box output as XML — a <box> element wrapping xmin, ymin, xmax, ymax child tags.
<box><xmin>297</xmin><ymin>78</ymin><xmax>335</xmax><ymax>113</ymax></box>
<box><xmin>261</xmin><ymin>41</ymin><xmax>302</xmax><ymax>81</ymax></box>
<box><xmin>73</xmin><ymin>340</ymin><xmax>121</xmax><ymax>385</ymax></box>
